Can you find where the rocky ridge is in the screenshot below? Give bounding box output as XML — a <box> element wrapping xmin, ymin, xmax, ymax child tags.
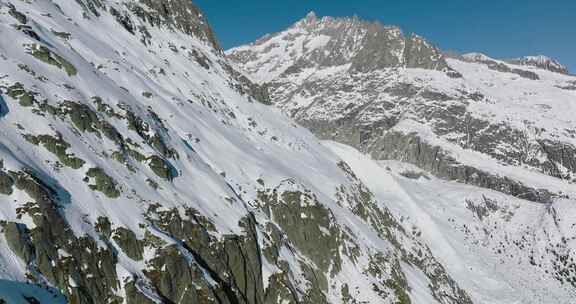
<box><xmin>507</xmin><ymin>55</ymin><xmax>570</xmax><ymax>75</ymax></box>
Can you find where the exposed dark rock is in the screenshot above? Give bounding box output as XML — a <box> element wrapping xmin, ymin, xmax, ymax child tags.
<box><xmin>404</xmin><ymin>34</ymin><xmax>449</xmax><ymax>71</ymax></box>
<box><xmin>147</xmin><ymin>155</ymin><xmax>177</xmax><ymax>181</ymax></box>
<box><xmin>223</xmin><ymin>215</ymin><xmax>264</xmax><ymax>304</ymax></box>
<box><xmin>9</xmin><ymin>170</ymin><xmax>121</xmax><ymax>304</ymax></box>
<box><xmin>8</xmin><ymin>4</ymin><xmax>27</xmax><ymax>24</ymax></box>
<box><xmin>24</xmin><ymin>134</ymin><xmax>86</xmax><ymax>169</ymax></box>
<box><xmin>3</xmin><ymin>222</ymin><xmax>34</xmax><ymax>264</ymax></box>
<box><xmin>556</xmin><ymin>81</ymin><xmax>576</xmax><ymax>91</ymax></box>
<box><xmin>223</xmin><ymin>63</ymin><xmax>272</xmax><ymax>105</ymax></box>
<box><xmin>113</xmin><ymin>227</ymin><xmax>144</xmax><ymax>261</ymax></box>
<box><xmin>109</xmin><ymin>7</ymin><xmax>135</xmax><ymax>34</ymax></box>
<box><xmin>537</xmin><ymin>139</ymin><xmax>576</xmax><ymax>181</ymax></box>
<box><xmin>124</xmin><ymin>280</ymin><xmax>157</xmax><ymax>304</ymax></box>
<box><xmin>0</xmin><ymin>169</ymin><xmax>14</xmax><ymax>195</ymax></box>
<box><xmin>144</xmin><ymin>207</ymin><xmax>267</xmax><ymax>303</ymax></box>
<box><xmin>85</xmin><ymin>167</ymin><xmax>121</xmax><ymax>198</ymax></box>
<box><xmin>0</xmin><ymin>94</ymin><xmax>8</xmax><ymax>117</ymax></box>
<box><xmin>507</xmin><ymin>56</ymin><xmax>570</xmax><ymax>75</ymax></box>
<box><xmin>26</xmin><ymin>44</ymin><xmax>77</xmax><ymax>77</ymax></box>
<box><xmin>126</xmin><ymin>0</ymin><xmax>221</xmax><ymax>51</ymax></box>
<box><xmin>6</xmin><ymin>83</ymin><xmax>36</xmax><ymax>107</ymax></box>
<box><xmin>463</xmin><ymin>57</ymin><xmax>540</xmax><ymax>80</ymax></box>
<box><xmin>258</xmin><ymin>189</ymin><xmax>342</xmax><ymax>274</ymax></box>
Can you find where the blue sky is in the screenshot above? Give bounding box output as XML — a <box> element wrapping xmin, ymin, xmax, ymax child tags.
<box><xmin>195</xmin><ymin>0</ymin><xmax>575</xmax><ymax>73</ymax></box>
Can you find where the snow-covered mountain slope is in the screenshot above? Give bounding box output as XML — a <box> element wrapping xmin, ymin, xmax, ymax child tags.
<box><xmin>325</xmin><ymin>141</ymin><xmax>576</xmax><ymax>304</ymax></box>
<box><xmin>0</xmin><ymin>1</ymin><xmax>481</xmax><ymax>303</ymax></box>
<box><xmin>229</xmin><ymin>12</ymin><xmax>576</xmax><ymax>303</ymax></box>
<box><xmin>228</xmin><ymin>13</ymin><xmax>576</xmax><ymax>204</ymax></box>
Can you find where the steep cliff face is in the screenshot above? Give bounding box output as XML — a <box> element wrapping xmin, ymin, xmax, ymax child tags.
<box><xmin>0</xmin><ymin>1</ymin><xmax>473</xmax><ymax>304</ymax></box>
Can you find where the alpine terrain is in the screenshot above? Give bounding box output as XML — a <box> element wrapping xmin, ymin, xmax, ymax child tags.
<box><xmin>229</xmin><ymin>12</ymin><xmax>576</xmax><ymax>304</ymax></box>
<box><xmin>0</xmin><ymin>1</ymin><xmax>572</xmax><ymax>304</ymax></box>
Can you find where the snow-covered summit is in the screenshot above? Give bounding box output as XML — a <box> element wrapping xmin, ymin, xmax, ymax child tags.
<box><xmin>228</xmin><ymin>12</ymin><xmax>450</xmax><ymax>83</ymax></box>
<box><xmin>296</xmin><ymin>10</ymin><xmax>319</xmax><ymax>26</ymax></box>
<box><xmin>461</xmin><ymin>53</ymin><xmax>570</xmax><ymax>75</ymax></box>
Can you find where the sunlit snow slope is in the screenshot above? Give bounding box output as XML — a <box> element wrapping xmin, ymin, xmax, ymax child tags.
<box><xmin>0</xmin><ymin>1</ymin><xmax>484</xmax><ymax>303</ymax></box>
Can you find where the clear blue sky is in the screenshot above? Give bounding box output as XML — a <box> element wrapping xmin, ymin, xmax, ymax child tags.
<box><xmin>194</xmin><ymin>0</ymin><xmax>575</xmax><ymax>73</ymax></box>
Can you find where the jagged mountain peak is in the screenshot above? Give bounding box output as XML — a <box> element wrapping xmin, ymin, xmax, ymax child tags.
<box><xmin>289</xmin><ymin>11</ymin><xmax>376</xmax><ymax>39</ymax></box>
<box><xmin>302</xmin><ymin>10</ymin><xmax>318</xmax><ymax>23</ymax></box>
<box><xmin>291</xmin><ymin>10</ymin><xmax>321</xmax><ymax>30</ymax></box>
<box><xmin>140</xmin><ymin>0</ymin><xmax>222</xmax><ymax>50</ymax></box>
<box><xmin>228</xmin><ymin>13</ymin><xmax>450</xmax><ymax>83</ymax></box>
<box><xmin>291</xmin><ymin>11</ymin><xmax>403</xmax><ymax>38</ymax></box>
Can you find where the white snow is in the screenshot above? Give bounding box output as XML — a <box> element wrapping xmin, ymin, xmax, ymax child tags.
<box><xmin>324</xmin><ymin>140</ymin><xmax>576</xmax><ymax>303</ymax></box>
<box><xmin>1</xmin><ymin>1</ymin><xmax>575</xmax><ymax>303</ymax></box>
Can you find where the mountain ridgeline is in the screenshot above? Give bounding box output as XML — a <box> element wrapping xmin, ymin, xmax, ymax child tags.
<box><xmin>0</xmin><ymin>1</ymin><xmax>574</xmax><ymax>304</ymax></box>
